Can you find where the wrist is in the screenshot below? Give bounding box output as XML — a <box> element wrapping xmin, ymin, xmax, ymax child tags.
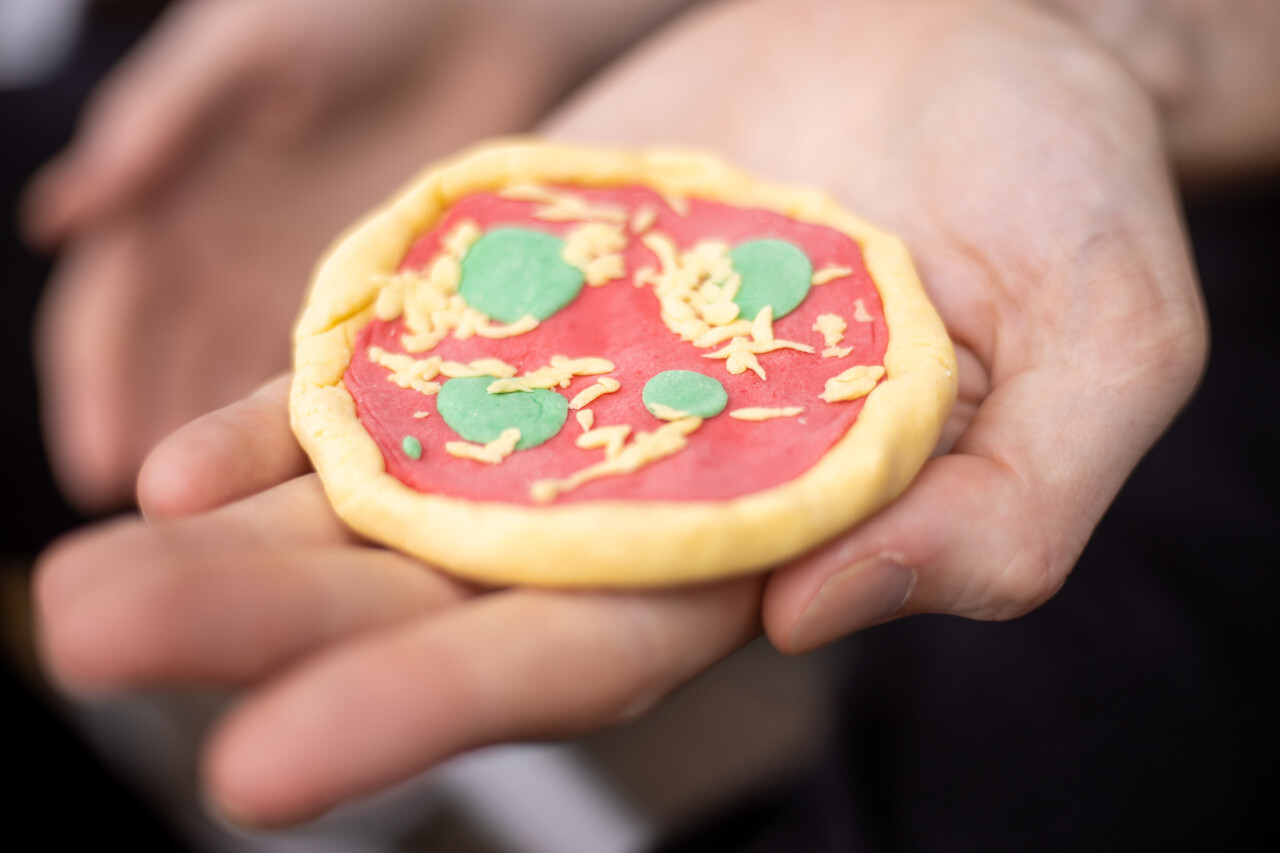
<box><xmin>1034</xmin><ymin>0</ymin><xmax>1280</xmax><ymax>185</ymax></box>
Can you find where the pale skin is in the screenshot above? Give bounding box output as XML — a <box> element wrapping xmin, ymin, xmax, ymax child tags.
<box><xmin>37</xmin><ymin>0</ymin><xmax>1280</xmax><ymax>830</ymax></box>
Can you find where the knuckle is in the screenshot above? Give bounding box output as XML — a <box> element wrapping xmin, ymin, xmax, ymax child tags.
<box><xmin>34</xmin><ymin>524</ymin><xmax>186</xmax><ymax>689</ymax></box>
<box><xmin>32</xmin><ymin>533</ymin><xmax>117</xmax><ymax>686</ymax></box>
<box><xmin>571</xmin><ymin>595</ymin><xmax>680</xmax><ymax>729</ymax></box>
<box><xmin>977</xmin><ymin>514</ymin><xmax>1086</xmax><ymax>621</ymax></box>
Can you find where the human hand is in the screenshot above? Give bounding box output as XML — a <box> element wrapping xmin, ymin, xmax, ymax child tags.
<box><xmin>23</xmin><ymin>0</ymin><xmax>698</xmax><ymax>511</ymax></box>
<box><xmin>23</xmin><ymin>0</ymin><xmax>706</xmax><ymax>245</ymax></box>
<box><xmin>35</xmin><ymin>0</ymin><xmax>1208</xmax><ymax>827</ymax></box>
<box><xmin>36</xmin><ymin>374</ymin><xmax>764</xmax><ymax>825</ymax></box>
<box><xmin>544</xmin><ymin>0</ymin><xmax>1206</xmax><ymax>650</ymax></box>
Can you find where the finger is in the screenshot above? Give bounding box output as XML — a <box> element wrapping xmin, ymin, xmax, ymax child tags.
<box><xmin>42</xmin><ymin>476</ymin><xmax>359</xmax><ymax>614</ymax></box>
<box><xmin>36</xmin><ymin>477</ymin><xmax>466</xmax><ymax>694</ymax></box>
<box><xmin>21</xmin><ymin>1</ymin><xmax>270</xmax><ymax>246</ymax></box>
<box><xmin>34</xmin><ymin>221</ymin><xmax>151</xmax><ymax>511</ymax></box>
<box><xmin>765</xmin><ymin>341</ymin><xmax>1204</xmax><ymax>654</ymax></box>
<box><xmin>138</xmin><ymin>373</ymin><xmax>308</xmax><ymax>519</ymax></box>
<box><xmin>932</xmin><ymin>342</ymin><xmax>987</xmax><ymax>456</ymax></box>
<box><xmin>204</xmin><ymin>577</ymin><xmax>763</xmax><ymax>827</ymax></box>
<box><xmin>34</xmin><ymin>217</ymin><xmax>298</xmax><ymax>513</ymax></box>
<box><xmin>764</xmin><ymin>453</ymin><xmax>1036</xmax><ymax>653</ymax></box>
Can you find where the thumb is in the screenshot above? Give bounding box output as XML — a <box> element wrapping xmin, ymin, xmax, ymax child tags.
<box><xmin>764</xmin><ymin>452</ymin><xmax>1067</xmax><ymax>653</ymax></box>
<box><xmin>765</xmin><ymin>327</ymin><xmax>1205</xmax><ymax>654</ymax></box>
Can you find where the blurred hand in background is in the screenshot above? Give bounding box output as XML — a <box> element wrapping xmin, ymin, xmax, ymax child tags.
<box><xmin>22</xmin><ymin>0</ymin><xmax>697</xmax><ymax>511</ymax></box>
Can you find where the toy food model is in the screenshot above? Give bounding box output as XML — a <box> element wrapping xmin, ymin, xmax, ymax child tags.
<box><xmin>290</xmin><ymin>141</ymin><xmax>956</xmax><ymax>587</ymax></box>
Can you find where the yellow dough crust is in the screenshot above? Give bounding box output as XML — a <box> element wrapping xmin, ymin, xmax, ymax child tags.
<box><xmin>290</xmin><ymin>140</ymin><xmax>956</xmax><ymax>587</ymax></box>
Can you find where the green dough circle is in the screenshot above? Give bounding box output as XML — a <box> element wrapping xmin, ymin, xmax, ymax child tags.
<box><xmin>642</xmin><ymin>370</ymin><xmax>728</xmax><ymax>419</ymax></box>
<box><xmin>729</xmin><ymin>239</ymin><xmax>813</xmax><ymax>320</ymax></box>
<box><xmin>458</xmin><ymin>228</ymin><xmax>585</xmax><ymax>324</ymax></box>
<box><xmin>437</xmin><ymin>377</ymin><xmax>568</xmax><ymax>450</ymax></box>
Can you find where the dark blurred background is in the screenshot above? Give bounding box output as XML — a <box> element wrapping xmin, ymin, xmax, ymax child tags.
<box><xmin>4</xmin><ymin>3</ymin><xmax>1277</xmax><ymax>851</ymax></box>
<box><xmin>1</xmin><ymin>3</ymin><xmax>194</xmax><ymax>847</ymax></box>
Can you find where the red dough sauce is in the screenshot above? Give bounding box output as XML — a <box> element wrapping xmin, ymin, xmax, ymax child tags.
<box><xmin>343</xmin><ymin>186</ymin><xmax>888</xmax><ymax>504</ymax></box>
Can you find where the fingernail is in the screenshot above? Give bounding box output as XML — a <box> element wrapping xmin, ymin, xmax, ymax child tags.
<box><xmin>790</xmin><ymin>555</ymin><xmax>915</xmax><ymax>651</ymax></box>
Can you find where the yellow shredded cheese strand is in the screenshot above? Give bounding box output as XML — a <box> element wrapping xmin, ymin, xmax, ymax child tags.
<box><xmin>629</xmin><ymin>206</ymin><xmax>658</xmax><ymax>234</ymax></box>
<box><xmin>812</xmin><ymin>266</ymin><xmax>852</xmax><ymax>285</ymax></box>
<box><xmin>444</xmin><ymin>428</ymin><xmax>521</xmax><ymax>465</ymax></box>
<box><xmin>474</xmin><ymin>314</ymin><xmax>540</xmax><ymax>339</ymax></box>
<box><xmin>486</xmin><ymin>355</ymin><xmax>616</xmax><ymax>394</ymax></box>
<box><xmin>700</xmin><ymin>301</ymin><xmax>740</xmax><ymax>326</ymax></box>
<box><xmin>639</xmin><ymin>232</ymin><xmax>750</xmax><ymax>345</ymax></box>
<box><xmin>704</xmin><ymin>337</ymin><xmax>815</xmax><ymax>359</ymax></box>
<box><xmin>386</xmin><ymin>219</ymin><xmax>542</xmax><ymax>351</ymax></box>
<box><xmin>531</xmin><ymin>418</ymin><xmax>701</xmax><ymax>503</ymax></box>
<box><xmin>438</xmin><ymin>358</ymin><xmax>518</xmax><ymax>379</ymax></box>
<box><xmin>813</xmin><ymin>313</ymin><xmax>847</xmax><ymax>347</ymax></box>
<box><xmin>636</xmin><ymin>236</ymin><xmax>822</xmax><ymax>381</ymax></box>
<box><xmin>751</xmin><ymin>306</ymin><xmax>775</xmax><ymax>344</ymax></box>
<box><xmin>373</xmin><ymin>274</ymin><xmax>408</xmax><ymax>320</ymax></box>
<box><xmin>395</xmin><ymin>221</ymin><xmax>477</xmax><ymax>350</ymax></box>
<box><xmin>569</xmin><ymin>377</ymin><xmax>621</xmax><ymax>409</ymax></box>
<box><xmin>729</xmin><ymin>348</ymin><xmax>765</xmax><ymax>380</ymax></box>
<box><xmin>367</xmin><ymin>347</ymin><xmax>442</xmax><ymax>395</ymax></box>
<box><xmin>703</xmin><ymin>336</ymin><xmax>816</xmax><ymax>381</ymax></box>
<box><xmin>647</xmin><ymin>403</ymin><xmax>690</xmax><ymax>421</ymax></box>
<box><xmin>693</xmin><ymin>321</ymin><xmax>754</xmax><ymax>348</ymax></box>
<box><xmin>443</xmin><ymin>220</ymin><xmax>482</xmax><ymax>257</ymax></box>
<box><xmin>853</xmin><ymin>299</ymin><xmax>874</xmax><ymax>322</ymax></box>
<box><xmin>661</xmin><ymin>192</ymin><xmax>690</xmax><ymax>217</ymax></box>
<box><xmin>499</xmin><ymin>184</ymin><xmax>628</xmax><ymax>223</ymax></box>
<box><xmin>729</xmin><ymin>406</ymin><xmax>805</xmax><ymax>421</ymax></box>
<box><xmin>821</xmin><ymin>365</ymin><xmax>886</xmax><ymax>402</ymax></box>
<box><xmin>562</xmin><ymin>222</ymin><xmax>629</xmax><ymax>286</ymax></box>
<box><xmin>575</xmin><ymin>424</ymin><xmax>632</xmax><ymax>459</ymax></box>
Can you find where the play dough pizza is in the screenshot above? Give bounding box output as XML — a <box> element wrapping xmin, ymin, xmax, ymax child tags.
<box><xmin>290</xmin><ymin>141</ymin><xmax>956</xmax><ymax>587</ymax></box>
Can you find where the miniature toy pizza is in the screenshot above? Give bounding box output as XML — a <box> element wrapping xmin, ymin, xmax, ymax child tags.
<box><xmin>290</xmin><ymin>141</ymin><xmax>956</xmax><ymax>587</ymax></box>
